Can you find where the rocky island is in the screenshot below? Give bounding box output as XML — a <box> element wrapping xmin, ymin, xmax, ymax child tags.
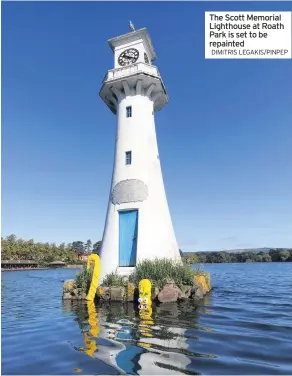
<box><xmin>62</xmin><ymin>258</ymin><xmax>212</xmax><ymax>304</ymax></box>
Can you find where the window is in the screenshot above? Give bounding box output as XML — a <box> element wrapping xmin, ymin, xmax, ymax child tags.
<box><xmin>144</xmin><ymin>53</ymin><xmax>149</xmax><ymax>64</ymax></box>
<box><xmin>125</xmin><ymin>151</ymin><xmax>132</xmax><ymax>165</ymax></box>
<box><xmin>126</xmin><ymin>106</ymin><xmax>132</xmax><ymax>118</ymax></box>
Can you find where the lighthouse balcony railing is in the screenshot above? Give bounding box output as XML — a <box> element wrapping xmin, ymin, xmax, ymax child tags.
<box><xmin>104</xmin><ymin>63</ymin><xmax>160</xmax><ymax>82</ymax></box>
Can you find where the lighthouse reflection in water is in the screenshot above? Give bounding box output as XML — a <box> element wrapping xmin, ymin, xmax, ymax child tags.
<box><xmin>65</xmin><ymin>300</ymin><xmax>200</xmax><ymax>375</ymax></box>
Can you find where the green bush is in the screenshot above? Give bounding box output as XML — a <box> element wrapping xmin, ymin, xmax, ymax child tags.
<box><xmin>101</xmin><ymin>270</ymin><xmax>128</xmax><ymax>287</ymax></box>
<box><xmin>129</xmin><ymin>258</ymin><xmax>201</xmax><ymax>289</ymax></box>
<box><xmin>75</xmin><ymin>268</ymin><xmax>93</xmax><ymax>293</ymax></box>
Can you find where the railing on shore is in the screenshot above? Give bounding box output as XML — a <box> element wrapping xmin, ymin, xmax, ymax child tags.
<box><xmin>1</xmin><ymin>260</ymin><xmax>84</xmax><ymax>271</ymax></box>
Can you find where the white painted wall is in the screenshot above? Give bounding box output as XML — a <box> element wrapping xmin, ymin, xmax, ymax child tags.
<box><xmin>99</xmin><ymin>92</ymin><xmax>181</xmax><ymax>282</ymax></box>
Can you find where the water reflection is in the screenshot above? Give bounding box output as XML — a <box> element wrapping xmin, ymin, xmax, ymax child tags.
<box><xmin>3</xmin><ymin>265</ymin><xmax>292</xmax><ymax>375</ymax></box>
<box><xmin>76</xmin><ymin>302</ymin><xmax>99</xmax><ymax>358</ymax></box>
<box><xmin>62</xmin><ymin>300</ymin><xmax>208</xmax><ymax>374</ymax></box>
<box><xmin>138</xmin><ymin>303</ymin><xmax>153</xmax><ymax>339</ymax></box>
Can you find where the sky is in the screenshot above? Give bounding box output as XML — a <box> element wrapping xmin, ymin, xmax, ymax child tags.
<box><xmin>2</xmin><ymin>1</ymin><xmax>292</xmax><ymax>252</ymax></box>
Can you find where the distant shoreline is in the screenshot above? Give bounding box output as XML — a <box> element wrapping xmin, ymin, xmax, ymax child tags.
<box><xmin>1</xmin><ymin>265</ymin><xmax>84</xmax><ymax>272</ymax></box>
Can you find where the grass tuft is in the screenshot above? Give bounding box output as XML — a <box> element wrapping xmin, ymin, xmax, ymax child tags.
<box><xmin>128</xmin><ymin>258</ymin><xmax>202</xmax><ymax>289</ymax></box>
<box><xmin>75</xmin><ymin>268</ymin><xmax>93</xmax><ymax>293</ymax></box>
<box><xmin>101</xmin><ymin>270</ymin><xmax>128</xmax><ymax>287</ymax></box>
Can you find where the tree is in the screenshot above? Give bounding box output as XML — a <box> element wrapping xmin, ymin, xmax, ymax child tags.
<box><xmin>93</xmin><ymin>241</ymin><xmax>102</xmax><ymax>254</ymax></box>
<box><xmin>183</xmin><ymin>253</ymin><xmax>199</xmax><ymax>264</ymax></box>
<box><xmin>6</xmin><ymin>234</ymin><xmax>17</xmax><ymax>243</ymax></box>
<box><xmin>228</xmin><ymin>253</ymin><xmax>238</xmax><ymax>263</ymax></box>
<box><xmin>1</xmin><ymin>236</ymin><xmax>78</xmax><ymax>264</ymax></box>
<box><xmin>85</xmin><ymin>239</ymin><xmax>92</xmax><ymax>254</ymax></box>
<box><xmin>269</xmin><ymin>249</ymin><xmax>291</xmax><ymax>262</ymax></box>
<box><xmin>2</xmin><ymin>234</ymin><xmax>289</xmax><ymax>265</ymax></box>
<box><xmin>256</xmin><ymin>254</ymin><xmax>263</xmax><ymax>262</ymax></box>
<box><xmin>196</xmin><ymin>252</ymin><xmax>207</xmax><ymax>263</ymax></box>
<box><xmin>218</xmin><ymin>251</ymin><xmax>231</xmax><ymax>263</ymax></box>
<box><xmin>72</xmin><ymin>241</ymin><xmax>85</xmax><ymax>255</ymax></box>
<box><xmin>262</xmin><ymin>254</ymin><xmax>272</xmax><ymax>262</ymax></box>
<box><xmin>206</xmin><ymin>252</ymin><xmax>231</xmax><ymax>263</ymax></box>
<box><xmin>239</xmin><ymin>251</ymin><xmax>257</xmax><ymax>263</ymax></box>
<box><xmin>269</xmin><ymin>249</ymin><xmax>279</xmax><ymax>262</ymax></box>
<box><xmin>2</xmin><ymin>234</ymin><xmax>18</xmax><ymax>259</ymax></box>
<box><xmin>279</xmin><ymin>250</ymin><xmax>290</xmax><ymax>262</ymax></box>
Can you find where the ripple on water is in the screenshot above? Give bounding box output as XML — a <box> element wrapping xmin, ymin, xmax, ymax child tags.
<box><xmin>2</xmin><ymin>264</ymin><xmax>292</xmax><ymax>375</ymax></box>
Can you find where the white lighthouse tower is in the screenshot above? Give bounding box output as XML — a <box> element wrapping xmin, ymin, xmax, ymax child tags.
<box><xmin>99</xmin><ymin>24</ymin><xmax>181</xmax><ymax>281</ymax></box>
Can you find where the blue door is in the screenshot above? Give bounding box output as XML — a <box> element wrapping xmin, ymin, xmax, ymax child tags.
<box><xmin>119</xmin><ymin>210</ymin><xmax>138</xmax><ymax>267</ymax></box>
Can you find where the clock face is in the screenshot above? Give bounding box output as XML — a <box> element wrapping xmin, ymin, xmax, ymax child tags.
<box><xmin>144</xmin><ymin>53</ymin><xmax>149</xmax><ymax>64</ymax></box>
<box><xmin>118</xmin><ymin>48</ymin><xmax>139</xmax><ymax>66</ymax></box>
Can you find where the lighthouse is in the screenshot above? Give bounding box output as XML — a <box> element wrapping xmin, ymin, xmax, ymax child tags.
<box><xmin>99</xmin><ymin>24</ymin><xmax>181</xmax><ymax>281</ymax></box>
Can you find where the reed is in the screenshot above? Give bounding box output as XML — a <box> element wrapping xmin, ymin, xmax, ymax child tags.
<box><xmin>75</xmin><ymin>268</ymin><xmax>93</xmax><ymax>292</ymax></box>
<box><xmin>129</xmin><ymin>258</ymin><xmax>203</xmax><ymax>289</ymax></box>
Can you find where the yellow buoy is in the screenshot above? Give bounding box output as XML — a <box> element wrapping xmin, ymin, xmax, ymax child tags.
<box><xmin>86</xmin><ymin>254</ymin><xmax>101</xmax><ymax>301</ymax></box>
<box><xmin>138</xmin><ymin>279</ymin><xmax>152</xmax><ymax>303</ymax></box>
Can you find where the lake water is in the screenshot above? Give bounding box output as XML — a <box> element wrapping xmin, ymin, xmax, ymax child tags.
<box><xmin>1</xmin><ymin>263</ymin><xmax>292</xmax><ymax>375</ymax></box>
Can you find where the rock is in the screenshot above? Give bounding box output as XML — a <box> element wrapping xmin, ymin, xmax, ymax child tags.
<box><xmin>81</xmin><ymin>292</ymin><xmax>87</xmax><ymax>300</ymax></box>
<box><xmin>72</xmin><ymin>288</ymin><xmax>80</xmax><ymax>296</ymax></box>
<box><xmin>157</xmin><ymin>283</ymin><xmax>181</xmax><ymax>303</ymax></box>
<box><xmin>194</xmin><ymin>275</ymin><xmax>210</xmax><ymax>294</ymax></box>
<box><xmin>63</xmin><ymin>292</ymin><xmax>72</xmax><ymax>300</ymax></box>
<box><xmin>203</xmin><ymin>272</ymin><xmax>212</xmax><ymax>291</ymax></box>
<box><xmin>110</xmin><ymin>287</ymin><xmax>126</xmax><ymax>302</ymax></box>
<box><xmin>62</xmin><ymin>279</ymin><xmax>90</xmax><ymax>300</ymax></box>
<box><xmin>151</xmin><ymin>287</ymin><xmax>160</xmax><ymax>301</ymax></box>
<box><xmin>179</xmin><ymin>285</ymin><xmax>192</xmax><ymax>299</ymax></box>
<box><xmin>191</xmin><ymin>283</ymin><xmax>204</xmax><ymax>301</ymax></box>
<box><xmin>126</xmin><ymin>283</ymin><xmax>135</xmax><ymax>302</ymax></box>
<box><xmin>63</xmin><ymin>280</ymin><xmax>75</xmax><ymax>293</ymax></box>
<box><xmin>97</xmin><ymin>287</ymin><xmax>111</xmax><ymax>301</ymax></box>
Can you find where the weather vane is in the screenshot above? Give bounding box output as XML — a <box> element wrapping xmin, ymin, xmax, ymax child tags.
<box><xmin>129</xmin><ymin>21</ymin><xmax>135</xmax><ymax>32</ymax></box>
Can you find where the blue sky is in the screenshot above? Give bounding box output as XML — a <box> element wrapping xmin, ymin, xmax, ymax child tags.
<box><xmin>2</xmin><ymin>1</ymin><xmax>292</xmax><ymax>251</ymax></box>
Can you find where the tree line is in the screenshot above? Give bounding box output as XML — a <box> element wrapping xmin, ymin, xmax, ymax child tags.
<box><xmin>182</xmin><ymin>249</ymin><xmax>292</xmax><ymax>264</ymax></box>
<box><xmin>2</xmin><ymin>234</ymin><xmax>291</xmax><ymax>265</ymax></box>
<box><xmin>1</xmin><ymin>234</ymin><xmax>102</xmax><ymax>264</ymax></box>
